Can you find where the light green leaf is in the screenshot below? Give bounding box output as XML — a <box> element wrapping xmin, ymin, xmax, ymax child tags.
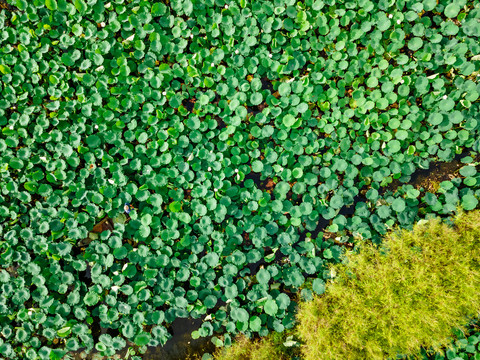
<box><xmin>283</xmin><ymin>114</ymin><xmax>296</xmax><ymax>127</ymax></box>
<box><xmin>46</xmin><ymin>0</ymin><xmax>58</xmax><ymax>10</ymax></box>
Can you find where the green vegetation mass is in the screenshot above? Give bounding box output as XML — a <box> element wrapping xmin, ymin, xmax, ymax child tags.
<box><xmin>0</xmin><ymin>0</ymin><xmax>479</xmax><ymax>359</ymax></box>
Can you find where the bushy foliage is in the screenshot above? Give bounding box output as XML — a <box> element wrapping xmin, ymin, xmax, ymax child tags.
<box><xmin>0</xmin><ymin>0</ymin><xmax>479</xmax><ymax>358</ymax></box>
<box><xmin>296</xmin><ymin>210</ymin><xmax>480</xmax><ymax>360</ymax></box>
<box><xmin>211</xmin><ymin>334</ymin><xmax>286</xmax><ymax>360</ymax></box>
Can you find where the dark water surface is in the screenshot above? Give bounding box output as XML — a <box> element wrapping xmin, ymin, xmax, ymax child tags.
<box><xmin>73</xmin><ymin>317</ymin><xmax>215</xmax><ymax>360</ymax></box>
<box><xmin>143</xmin><ymin>318</ymin><xmax>215</xmax><ymax>360</ymax></box>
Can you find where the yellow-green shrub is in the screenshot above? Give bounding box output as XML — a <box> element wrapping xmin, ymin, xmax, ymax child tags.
<box><xmin>211</xmin><ymin>334</ymin><xmax>286</xmax><ymax>360</ymax></box>
<box><xmin>296</xmin><ymin>210</ymin><xmax>480</xmax><ymax>360</ymax></box>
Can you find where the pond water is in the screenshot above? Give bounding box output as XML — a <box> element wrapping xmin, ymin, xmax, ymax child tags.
<box><xmin>73</xmin><ymin>317</ymin><xmax>215</xmax><ymax>360</ymax></box>
<box><xmin>142</xmin><ymin>318</ymin><xmax>215</xmax><ymax>360</ymax></box>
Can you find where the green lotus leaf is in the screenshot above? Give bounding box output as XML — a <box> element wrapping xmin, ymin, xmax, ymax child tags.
<box><xmin>250</xmin><ymin>92</ymin><xmax>263</xmax><ymax>105</ymax></box>
<box><xmin>460</xmin><ymin>166</ymin><xmax>477</xmax><ymax>177</ymax></box>
<box><xmin>256</xmin><ymin>268</ymin><xmax>271</xmax><ymax>284</ymax></box>
<box><xmin>46</xmin><ymin>0</ymin><xmax>58</xmax><ymax>10</ymax></box>
<box><xmin>444</xmin><ymin>3</ymin><xmax>460</xmax><ymax>18</ymax></box>
<box><xmin>225</xmin><ymin>285</ymin><xmax>238</xmax><ymax>300</ymax></box>
<box><xmin>283</xmin><ymin>114</ymin><xmax>297</xmax><ymax>128</ymax></box>
<box><xmin>264</xmin><ymin>299</ymin><xmax>279</xmax><ymax>316</ymax></box>
<box><xmin>406</xmin><ymin>34</ymin><xmax>422</xmax><ymax>51</ymax></box>
<box><xmin>392</xmin><ymin>198</ymin><xmax>406</xmax><ymax>213</ymax></box>
<box><xmin>428</xmin><ymin>113</ymin><xmax>443</xmax><ymax>126</ymax></box>
<box><xmin>461</xmin><ymin>194</ymin><xmax>478</xmax><ymax>211</ymax></box>
<box><xmin>84</xmin><ymin>292</ymin><xmax>100</xmax><ymax>307</ymax></box>
<box><xmin>169</xmin><ymin>201</ymin><xmax>182</xmax><ymax>212</ymax></box>
<box><xmin>249</xmin><ymin>316</ymin><xmax>262</xmax><ymax>332</ymax></box>
<box><xmin>134</xmin><ymin>332</ymin><xmax>151</xmax><ymax>346</ymax></box>
<box><xmin>204</xmin><ymin>295</ymin><xmax>217</xmax><ymax>309</ymax></box>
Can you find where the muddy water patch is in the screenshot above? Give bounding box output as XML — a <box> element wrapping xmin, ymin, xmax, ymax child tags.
<box><xmin>383</xmin><ymin>152</ymin><xmax>480</xmax><ymax>195</ymax></box>
<box><xmin>142</xmin><ymin>318</ymin><xmax>215</xmax><ymax>360</ymax></box>
<box><xmin>72</xmin><ymin>317</ymin><xmax>215</xmax><ymax>360</ymax></box>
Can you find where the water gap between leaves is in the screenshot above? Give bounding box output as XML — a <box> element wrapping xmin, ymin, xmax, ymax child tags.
<box><xmin>72</xmin><ymin>317</ymin><xmax>214</xmax><ymax>360</ymax></box>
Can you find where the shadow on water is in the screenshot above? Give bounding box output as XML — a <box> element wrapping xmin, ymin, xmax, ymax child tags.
<box><xmin>73</xmin><ymin>317</ymin><xmax>216</xmax><ymax>360</ymax></box>
<box><xmin>143</xmin><ymin>318</ymin><xmax>216</xmax><ymax>360</ymax></box>
<box><xmin>382</xmin><ymin>152</ymin><xmax>480</xmax><ymax>195</ymax></box>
